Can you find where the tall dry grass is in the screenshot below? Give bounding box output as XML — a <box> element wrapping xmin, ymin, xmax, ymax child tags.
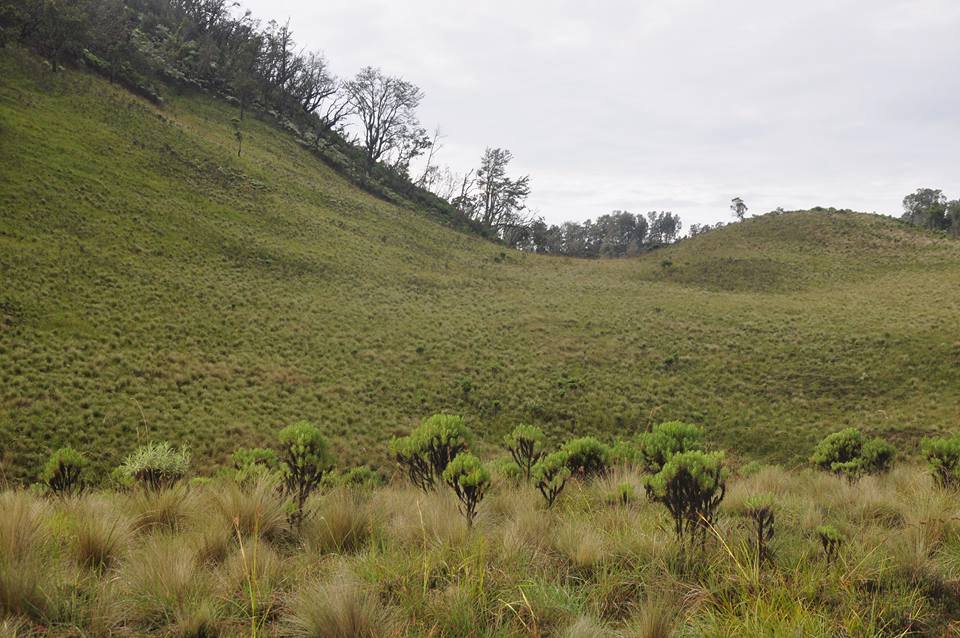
<box><xmin>0</xmin><ymin>465</ymin><xmax>957</xmax><ymax>636</ymax></box>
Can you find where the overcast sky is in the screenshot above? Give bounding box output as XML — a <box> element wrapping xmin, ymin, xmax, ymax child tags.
<box><xmin>242</xmin><ymin>0</ymin><xmax>959</xmax><ymax>227</ymax></box>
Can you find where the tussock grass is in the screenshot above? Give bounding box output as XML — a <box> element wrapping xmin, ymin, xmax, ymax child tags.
<box><xmin>0</xmin><ymin>466</ymin><xmax>958</xmax><ymax>635</ymax></box>
<box><xmin>303</xmin><ymin>489</ymin><xmax>374</xmax><ymax>555</ymax></box>
<box><xmin>211</xmin><ymin>476</ymin><xmax>287</xmax><ymax>543</ymax></box>
<box><xmin>66</xmin><ymin>495</ymin><xmax>131</xmax><ymax>571</ymax></box>
<box><xmin>286</xmin><ymin>567</ymin><xmax>398</xmax><ymax>638</ymax></box>
<box><xmin>126</xmin><ymin>485</ymin><xmax>198</xmax><ymax>533</ymax></box>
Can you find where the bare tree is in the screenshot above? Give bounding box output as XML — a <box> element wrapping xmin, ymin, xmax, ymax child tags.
<box><xmin>260</xmin><ymin>20</ymin><xmax>300</xmax><ymax>113</ymax></box>
<box><xmin>731</xmin><ymin>197</ymin><xmax>748</xmax><ymax>220</ymax></box>
<box><xmin>468</xmin><ymin>148</ymin><xmax>531</xmax><ymax>233</ymax></box>
<box><xmin>415</xmin><ymin>128</ymin><xmax>444</xmax><ymax>189</ymax></box>
<box><xmin>344</xmin><ymin>66</ymin><xmax>426</xmax><ymax>170</ymax></box>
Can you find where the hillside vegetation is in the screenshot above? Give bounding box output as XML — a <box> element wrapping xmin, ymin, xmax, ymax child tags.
<box><xmin>2</xmin><ymin>49</ymin><xmax>960</xmax><ymax>483</ymax></box>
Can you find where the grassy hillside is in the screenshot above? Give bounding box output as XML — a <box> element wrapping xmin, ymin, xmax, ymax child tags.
<box><xmin>2</xmin><ymin>48</ymin><xmax>960</xmax><ymax>482</ymax></box>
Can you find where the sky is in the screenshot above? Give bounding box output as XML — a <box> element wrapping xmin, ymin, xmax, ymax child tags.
<box><xmin>241</xmin><ymin>0</ymin><xmax>960</xmax><ymax>227</ymax></box>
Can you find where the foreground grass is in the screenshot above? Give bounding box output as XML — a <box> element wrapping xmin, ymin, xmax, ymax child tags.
<box><xmin>3</xmin><ymin>47</ymin><xmax>960</xmax><ymax>483</ymax></box>
<box><xmin>1</xmin><ymin>465</ymin><xmax>959</xmax><ymax>637</ymax></box>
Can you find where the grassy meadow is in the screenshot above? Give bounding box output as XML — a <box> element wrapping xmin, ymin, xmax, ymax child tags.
<box><xmin>2</xmin><ymin>49</ymin><xmax>959</xmax><ymax>483</ymax></box>
<box><xmin>2</xmin><ymin>463</ymin><xmax>960</xmax><ymax>637</ymax></box>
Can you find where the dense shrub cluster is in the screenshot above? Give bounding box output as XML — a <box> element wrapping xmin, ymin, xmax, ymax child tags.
<box><xmin>390</xmin><ymin>413</ymin><xmax>471</xmax><ymax>492</ymax></box>
<box><xmin>644</xmin><ymin>450</ymin><xmax>727</xmax><ymax>551</ymax></box>
<box><xmin>920</xmin><ymin>434</ymin><xmax>960</xmax><ymax>488</ymax></box>
<box><xmin>40</xmin><ymin>447</ymin><xmax>87</xmax><ymax>495</ymax></box>
<box><xmin>810</xmin><ymin>428</ymin><xmax>895</xmax><ymax>480</ymax></box>
<box><xmin>636</xmin><ymin>420</ymin><xmax>705</xmax><ymax>473</ymax></box>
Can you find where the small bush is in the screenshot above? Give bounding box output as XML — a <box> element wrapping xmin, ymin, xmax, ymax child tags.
<box><xmin>816</xmin><ymin>525</ymin><xmax>844</xmax><ymax>563</ymax></box>
<box><xmin>340</xmin><ymin>466</ymin><xmax>384</xmax><ymax>489</ymax></box>
<box><xmin>532</xmin><ymin>451</ymin><xmax>571</xmax><ymax>509</ymax></box>
<box><xmin>120</xmin><ymin>442</ymin><xmax>191</xmax><ymax>490</ymax></box>
<box><xmin>920</xmin><ymin>435</ymin><xmax>960</xmax><ymax>488</ymax></box>
<box><xmin>278</xmin><ymin>421</ymin><xmax>334</xmax><ymax>528</ymax></box>
<box><xmin>609</xmin><ymin>439</ymin><xmax>641</xmax><ymax>468</ymax></box>
<box><xmin>231</xmin><ymin>447</ymin><xmax>279</xmax><ymax>484</ymax></box>
<box><xmin>637</xmin><ymin>421</ymin><xmax>704</xmax><ymax>474</ymax></box>
<box><xmin>41</xmin><ymin>447</ymin><xmax>87</xmax><ymax>495</ymax></box>
<box><xmin>390</xmin><ymin>413</ymin><xmax>471</xmax><ymax>491</ymax></box>
<box><xmin>645</xmin><ymin>450</ymin><xmax>726</xmax><ymax>550</ymax></box>
<box><xmin>810</xmin><ymin>428</ymin><xmax>895</xmax><ymax>480</ymax></box>
<box><xmin>504</xmin><ymin>424</ymin><xmax>545</xmax><ymax>481</ymax></box>
<box><xmin>741</xmin><ymin>493</ymin><xmax>775</xmax><ymax>563</ymax></box>
<box><xmin>560</xmin><ymin>437</ymin><xmax>610</xmax><ymax>479</ymax></box>
<box><xmin>442</xmin><ymin>452</ymin><xmax>491</xmax><ymax>527</ymax></box>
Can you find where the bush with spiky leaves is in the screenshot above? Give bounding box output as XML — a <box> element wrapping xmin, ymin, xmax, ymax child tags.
<box><xmin>278</xmin><ymin>421</ymin><xmax>333</xmax><ymax>528</ymax></box>
<box><xmin>41</xmin><ymin>447</ymin><xmax>87</xmax><ymax>495</ymax></box>
<box><xmin>442</xmin><ymin>452</ymin><xmax>491</xmax><ymax>527</ymax></box>
<box><xmin>637</xmin><ymin>421</ymin><xmax>705</xmax><ymax>474</ymax></box>
<box><xmin>119</xmin><ymin>442</ymin><xmax>190</xmax><ymax>491</ymax></box>
<box><xmin>503</xmin><ymin>424</ymin><xmax>545</xmax><ymax>482</ymax></box>
<box><xmin>390</xmin><ymin>413</ymin><xmax>471</xmax><ymax>492</ymax></box>
<box><xmin>920</xmin><ymin>435</ymin><xmax>960</xmax><ymax>489</ymax></box>
<box><xmin>810</xmin><ymin>428</ymin><xmax>895</xmax><ymax>481</ymax></box>
<box><xmin>532</xmin><ymin>451</ymin><xmax>571</xmax><ymax>509</ymax></box>
<box><xmin>560</xmin><ymin>437</ymin><xmax>610</xmax><ymax>479</ymax></box>
<box><xmin>645</xmin><ymin>450</ymin><xmax>726</xmax><ymax>550</ymax></box>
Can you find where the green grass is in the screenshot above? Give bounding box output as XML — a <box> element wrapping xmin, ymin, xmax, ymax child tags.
<box><xmin>2</xmin><ymin>48</ymin><xmax>960</xmax><ymax>483</ymax></box>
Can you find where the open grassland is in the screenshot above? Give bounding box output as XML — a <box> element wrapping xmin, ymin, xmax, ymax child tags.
<box><xmin>2</xmin><ymin>465</ymin><xmax>960</xmax><ymax>636</ymax></box>
<box><xmin>2</xmin><ymin>48</ymin><xmax>960</xmax><ymax>482</ymax></box>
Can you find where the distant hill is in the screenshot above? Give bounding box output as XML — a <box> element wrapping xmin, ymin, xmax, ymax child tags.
<box><xmin>2</xmin><ymin>50</ymin><xmax>959</xmax><ymax>482</ymax></box>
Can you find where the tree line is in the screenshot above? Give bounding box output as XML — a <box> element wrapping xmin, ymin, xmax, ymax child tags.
<box><xmin>0</xmin><ymin>0</ymin><xmax>691</xmax><ymax>258</ymax></box>
<box><xmin>900</xmin><ymin>188</ymin><xmax>960</xmax><ymax>236</ymax></box>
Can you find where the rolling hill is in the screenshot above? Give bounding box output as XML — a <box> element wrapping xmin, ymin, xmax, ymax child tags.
<box><xmin>2</xmin><ymin>48</ymin><xmax>960</xmax><ymax>483</ymax></box>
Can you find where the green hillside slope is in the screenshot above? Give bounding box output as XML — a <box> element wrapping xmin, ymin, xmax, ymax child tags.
<box><xmin>2</xmin><ymin>50</ymin><xmax>959</xmax><ymax>481</ymax></box>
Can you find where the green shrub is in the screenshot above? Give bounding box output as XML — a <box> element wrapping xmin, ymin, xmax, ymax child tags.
<box><xmin>41</xmin><ymin>447</ymin><xmax>86</xmax><ymax>495</ymax></box>
<box><xmin>503</xmin><ymin>424</ymin><xmax>545</xmax><ymax>482</ymax></box>
<box><xmin>532</xmin><ymin>451</ymin><xmax>571</xmax><ymax>509</ymax></box>
<box><xmin>810</xmin><ymin>428</ymin><xmax>895</xmax><ymax>480</ymax></box>
<box><xmin>816</xmin><ymin>525</ymin><xmax>844</xmax><ymax>564</ymax></box>
<box><xmin>119</xmin><ymin>442</ymin><xmax>191</xmax><ymax>491</ymax></box>
<box><xmin>488</xmin><ymin>457</ymin><xmax>524</xmax><ymax>484</ymax></box>
<box><xmin>278</xmin><ymin>421</ymin><xmax>334</xmax><ymax>527</ymax></box>
<box><xmin>560</xmin><ymin>437</ymin><xmax>610</xmax><ymax>479</ymax></box>
<box><xmin>340</xmin><ymin>466</ymin><xmax>384</xmax><ymax>489</ymax></box>
<box><xmin>610</xmin><ymin>439</ymin><xmax>641</xmax><ymax>468</ymax></box>
<box><xmin>390</xmin><ymin>414</ymin><xmax>471</xmax><ymax>491</ymax></box>
<box><xmin>920</xmin><ymin>435</ymin><xmax>960</xmax><ymax>488</ymax></box>
<box><xmin>442</xmin><ymin>452</ymin><xmax>491</xmax><ymax>527</ymax></box>
<box><xmin>614</xmin><ymin>482</ymin><xmax>635</xmax><ymax>507</ymax></box>
<box><xmin>637</xmin><ymin>421</ymin><xmax>705</xmax><ymax>474</ymax></box>
<box><xmin>645</xmin><ymin>450</ymin><xmax>726</xmax><ymax>550</ymax></box>
<box><xmin>741</xmin><ymin>493</ymin><xmax>775</xmax><ymax>564</ymax></box>
<box><xmin>231</xmin><ymin>447</ymin><xmax>279</xmax><ymax>484</ymax></box>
